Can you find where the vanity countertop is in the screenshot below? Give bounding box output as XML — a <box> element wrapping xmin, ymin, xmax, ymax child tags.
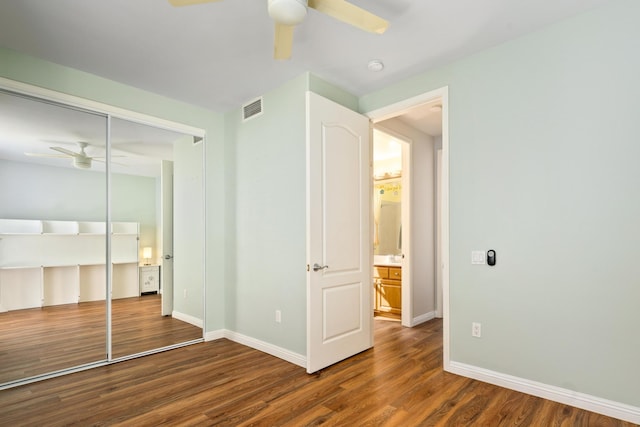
<box><xmin>373</xmin><ymin>255</ymin><xmax>402</xmax><ymax>267</ymax></box>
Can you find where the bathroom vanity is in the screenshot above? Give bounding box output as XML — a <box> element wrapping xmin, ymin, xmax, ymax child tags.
<box><xmin>373</xmin><ymin>261</ymin><xmax>402</xmax><ymax>315</ymax></box>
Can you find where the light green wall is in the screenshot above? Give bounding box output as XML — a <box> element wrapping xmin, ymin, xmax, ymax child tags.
<box><xmin>0</xmin><ymin>159</ymin><xmax>107</xmax><ymax>220</ymax></box>
<box><xmin>223</xmin><ymin>72</ymin><xmax>358</xmax><ymax>355</ymax></box>
<box><xmin>224</xmin><ymin>74</ymin><xmax>307</xmax><ymax>353</ymax></box>
<box><xmin>308</xmin><ymin>74</ymin><xmax>359</xmax><ymax>111</ymax></box>
<box><xmin>0</xmin><ymin>46</ymin><xmax>226</xmax><ymax>331</ymax></box>
<box><xmin>361</xmin><ymin>0</ymin><xmax>640</xmax><ymax>407</ymax></box>
<box><xmin>173</xmin><ymin>135</ymin><xmax>204</xmax><ymax>319</ymax></box>
<box><xmin>0</xmin><ymin>158</ymin><xmax>156</xmax><ymax>250</ymax></box>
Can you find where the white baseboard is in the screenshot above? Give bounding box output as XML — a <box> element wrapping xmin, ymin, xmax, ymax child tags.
<box><xmin>447</xmin><ymin>361</ymin><xmax>640</xmax><ymax>424</ymax></box>
<box><xmin>411</xmin><ymin>311</ymin><xmax>436</xmax><ymax>326</ymax></box>
<box><xmin>204</xmin><ymin>329</ymin><xmax>225</xmax><ymax>341</ymax></box>
<box><xmin>204</xmin><ymin>329</ymin><xmax>306</xmax><ymax>369</ymax></box>
<box><xmin>172</xmin><ymin>310</ymin><xmax>203</xmax><ymax>328</ymax></box>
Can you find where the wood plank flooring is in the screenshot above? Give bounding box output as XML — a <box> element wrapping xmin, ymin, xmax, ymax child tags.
<box><xmin>0</xmin><ymin>318</ymin><xmax>634</xmax><ymax>426</ymax></box>
<box><xmin>0</xmin><ymin>295</ymin><xmax>202</xmax><ymax>384</ymax></box>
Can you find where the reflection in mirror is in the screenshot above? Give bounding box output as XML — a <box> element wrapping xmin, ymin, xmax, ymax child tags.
<box><xmin>374</xmin><ymin>179</ymin><xmax>402</xmax><ymax>256</ymax></box>
<box><xmin>109</xmin><ymin>117</ymin><xmax>202</xmax><ymax>359</ymax></box>
<box><xmin>373</xmin><ymin>128</ymin><xmax>403</xmax><ymax>258</ymax></box>
<box><xmin>0</xmin><ymin>90</ymin><xmax>108</xmax><ymax>384</ymax></box>
<box><xmin>0</xmin><ymin>89</ymin><xmax>205</xmax><ymax>387</ymax></box>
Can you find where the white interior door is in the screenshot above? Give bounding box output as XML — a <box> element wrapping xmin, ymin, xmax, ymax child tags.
<box><xmin>306</xmin><ymin>91</ymin><xmax>372</xmax><ymax>373</ymax></box>
<box><xmin>161</xmin><ymin>160</ymin><xmax>173</xmax><ymax>316</ymax></box>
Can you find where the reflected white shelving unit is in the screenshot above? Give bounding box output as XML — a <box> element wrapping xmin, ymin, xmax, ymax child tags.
<box><xmin>0</xmin><ymin>219</ymin><xmax>139</xmax><ymax>312</ymax></box>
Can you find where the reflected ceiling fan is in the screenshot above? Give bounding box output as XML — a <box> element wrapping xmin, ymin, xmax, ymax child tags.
<box><xmin>168</xmin><ymin>0</ymin><xmax>389</xmax><ymax>59</ymax></box>
<box><xmin>25</xmin><ymin>142</ymin><xmax>123</xmax><ymax>170</ymax></box>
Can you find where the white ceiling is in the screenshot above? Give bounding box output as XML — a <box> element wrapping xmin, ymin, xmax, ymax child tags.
<box><xmin>0</xmin><ymin>0</ymin><xmax>609</xmax><ymax>113</ymax></box>
<box><xmin>394</xmin><ymin>98</ymin><xmax>443</xmax><ymax>137</ymax></box>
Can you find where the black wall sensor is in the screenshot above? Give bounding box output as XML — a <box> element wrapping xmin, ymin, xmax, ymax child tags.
<box><xmin>487</xmin><ymin>250</ymin><xmax>496</xmax><ymax>266</ymax></box>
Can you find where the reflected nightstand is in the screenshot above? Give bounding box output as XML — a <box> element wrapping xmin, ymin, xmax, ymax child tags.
<box><xmin>139</xmin><ymin>265</ymin><xmax>160</xmax><ymax>295</ymax></box>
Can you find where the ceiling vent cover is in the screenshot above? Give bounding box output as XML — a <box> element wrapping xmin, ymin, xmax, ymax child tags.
<box><xmin>243</xmin><ymin>97</ymin><xmax>263</xmax><ymax>121</ymax></box>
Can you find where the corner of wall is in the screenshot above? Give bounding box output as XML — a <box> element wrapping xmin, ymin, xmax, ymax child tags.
<box><xmin>308</xmin><ymin>74</ymin><xmax>359</xmax><ymax>111</ymax></box>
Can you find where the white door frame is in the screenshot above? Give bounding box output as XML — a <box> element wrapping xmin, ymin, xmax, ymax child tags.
<box><xmin>366</xmin><ymin>86</ymin><xmax>450</xmax><ymax>367</ymax></box>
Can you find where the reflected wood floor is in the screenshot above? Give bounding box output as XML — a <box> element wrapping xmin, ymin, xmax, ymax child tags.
<box><xmin>0</xmin><ymin>319</ymin><xmax>634</xmax><ymax>426</ymax></box>
<box><xmin>0</xmin><ymin>295</ymin><xmax>202</xmax><ymax>384</ymax></box>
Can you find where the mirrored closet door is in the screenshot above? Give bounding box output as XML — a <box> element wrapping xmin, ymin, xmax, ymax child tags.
<box><xmin>0</xmin><ymin>88</ymin><xmax>204</xmax><ymax>388</ymax></box>
<box><xmin>109</xmin><ymin>117</ymin><xmax>203</xmax><ymax>359</ymax></box>
<box><xmin>0</xmin><ymin>90</ymin><xmax>108</xmax><ymax>384</ymax></box>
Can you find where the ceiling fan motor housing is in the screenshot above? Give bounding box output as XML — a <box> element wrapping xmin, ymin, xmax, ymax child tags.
<box><xmin>74</xmin><ymin>156</ymin><xmax>92</xmax><ymax>169</ymax></box>
<box><xmin>268</xmin><ymin>0</ymin><xmax>308</xmax><ymax>25</ymax></box>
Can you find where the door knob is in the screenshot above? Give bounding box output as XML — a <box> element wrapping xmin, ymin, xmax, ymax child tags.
<box><xmin>164</xmin><ymin>254</ymin><xmax>173</xmax><ymax>260</ymax></box>
<box><xmin>312</xmin><ymin>263</ymin><xmax>329</xmax><ymax>272</ymax></box>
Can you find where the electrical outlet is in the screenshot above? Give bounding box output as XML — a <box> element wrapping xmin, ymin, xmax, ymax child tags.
<box><xmin>275</xmin><ymin>310</ymin><xmax>282</xmax><ymax>323</ymax></box>
<box><xmin>472</xmin><ymin>322</ymin><xmax>482</xmax><ymax>338</ymax></box>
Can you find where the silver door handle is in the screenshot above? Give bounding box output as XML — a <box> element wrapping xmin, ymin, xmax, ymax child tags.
<box><xmin>164</xmin><ymin>254</ymin><xmax>173</xmax><ymax>260</ymax></box>
<box><xmin>312</xmin><ymin>263</ymin><xmax>329</xmax><ymax>272</ymax></box>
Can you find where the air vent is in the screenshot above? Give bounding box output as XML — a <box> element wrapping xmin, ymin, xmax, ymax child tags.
<box><xmin>243</xmin><ymin>97</ymin><xmax>263</xmax><ymax>121</ymax></box>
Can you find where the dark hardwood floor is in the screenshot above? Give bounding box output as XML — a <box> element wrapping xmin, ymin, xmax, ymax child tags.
<box><xmin>0</xmin><ymin>295</ymin><xmax>202</xmax><ymax>384</ymax></box>
<box><xmin>0</xmin><ymin>318</ymin><xmax>634</xmax><ymax>426</ymax></box>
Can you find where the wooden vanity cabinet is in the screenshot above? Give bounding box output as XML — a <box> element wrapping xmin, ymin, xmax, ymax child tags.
<box><xmin>373</xmin><ymin>265</ymin><xmax>402</xmax><ymax>314</ymax></box>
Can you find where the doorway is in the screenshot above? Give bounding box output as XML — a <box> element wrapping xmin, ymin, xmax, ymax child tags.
<box><xmin>368</xmin><ymin>88</ymin><xmax>447</xmax><ymax>330</ymax></box>
<box><xmin>372</xmin><ymin>129</ymin><xmax>410</xmax><ymax>324</ymax></box>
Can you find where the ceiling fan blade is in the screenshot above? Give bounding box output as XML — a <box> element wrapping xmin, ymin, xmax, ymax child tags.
<box><xmin>50</xmin><ymin>147</ymin><xmax>79</xmax><ymax>157</ymax></box>
<box><xmin>274</xmin><ymin>23</ymin><xmax>294</xmax><ymax>60</ymax></box>
<box><xmin>308</xmin><ymin>0</ymin><xmax>388</xmax><ymax>34</ymax></box>
<box><xmin>89</xmin><ymin>155</ymin><xmax>126</xmax><ymax>159</ymax></box>
<box><xmin>92</xmin><ymin>158</ymin><xmax>128</xmax><ymax>167</ymax></box>
<box><xmin>168</xmin><ymin>0</ymin><xmax>223</xmax><ymax>6</ymax></box>
<box><xmin>24</xmin><ymin>153</ymin><xmax>69</xmax><ymax>158</ymax></box>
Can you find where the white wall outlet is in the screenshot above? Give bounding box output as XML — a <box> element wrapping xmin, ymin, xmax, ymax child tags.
<box><xmin>472</xmin><ymin>322</ymin><xmax>482</xmax><ymax>338</ymax></box>
<box><xmin>471</xmin><ymin>251</ymin><xmax>486</xmax><ymax>265</ymax></box>
<box><xmin>275</xmin><ymin>310</ymin><xmax>282</xmax><ymax>323</ymax></box>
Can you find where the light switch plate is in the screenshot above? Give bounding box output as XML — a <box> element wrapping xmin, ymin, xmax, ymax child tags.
<box><xmin>471</xmin><ymin>251</ymin><xmax>486</xmax><ymax>265</ymax></box>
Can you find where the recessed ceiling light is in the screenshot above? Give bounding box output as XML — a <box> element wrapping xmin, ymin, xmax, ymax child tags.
<box><xmin>367</xmin><ymin>59</ymin><xmax>384</xmax><ymax>72</ymax></box>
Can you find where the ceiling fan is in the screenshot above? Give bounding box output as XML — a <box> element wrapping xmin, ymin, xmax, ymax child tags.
<box><xmin>25</xmin><ymin>142</ymin><xmax>118</xmax><ymax>170</ymax></box>
<box><xmin>168</xmin><ymin>0</ymin><xmax>389</xmax><ymax>59</ymax></box>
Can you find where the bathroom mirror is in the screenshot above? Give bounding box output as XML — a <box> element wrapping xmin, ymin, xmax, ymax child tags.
<box><xmin>374</xmin><ymin>179</ymin><xmax>402</xmax><ymax>256</ymax></box>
